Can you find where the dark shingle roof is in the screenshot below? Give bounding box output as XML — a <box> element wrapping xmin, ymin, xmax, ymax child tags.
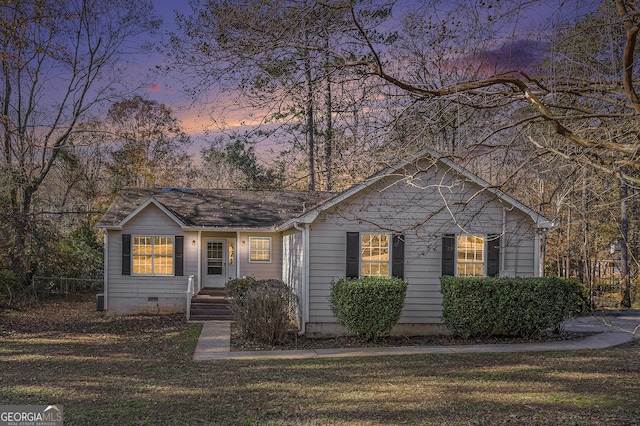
<box><xmin>96</xmin><ymin>187</ymin><xmax>337</xmax><ymax>229</ymax></box>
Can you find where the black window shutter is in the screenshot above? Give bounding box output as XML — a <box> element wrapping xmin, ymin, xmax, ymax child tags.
<box><xmin>391</xmin><ymin>234</ymin><xmax>405</xmax><ymax>279</ymax></box>
<box><xmin>346</xmin><ymin>232</ymin><xmax>360</xmax><ymax>278</ymax></box>
<box><xmin>442</xmin><ymin>234</ymin><xmax>455</xmax><ymax>276</ymax></box>
<box><xmin>175</xmin><ymin>236</ymin><xmax>184</xmax><ymax>277</ymax></box>
<box><xmin>487</xmin><ymin>234</ymin><xmax>500</xmax><ymax>277</ymax></box>
<box><xmin>122</xmin><ymin>234</ymin><xmax>131</xmax><ymax>276</ymax></box>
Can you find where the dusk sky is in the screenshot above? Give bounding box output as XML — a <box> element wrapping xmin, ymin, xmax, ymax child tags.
<box><xmin>136</xmin><ymin>0</ymin><xmax>599</xmax><ymax>148</ymax></box>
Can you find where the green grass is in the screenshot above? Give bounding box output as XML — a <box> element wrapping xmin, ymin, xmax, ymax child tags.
<box><xmin>1</xmin><ymin>298</ymin><xmax>639</xmax><ymax>425</ymax></box>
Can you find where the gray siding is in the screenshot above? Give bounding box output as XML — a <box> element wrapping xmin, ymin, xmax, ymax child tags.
<box><xmin>306</xmin><ymin>161</ymin><xmax>539</xmax><ymax>329</ymax></box>
<box><xmin>282</xmin><ymin>229</ymin><xmax>304</xmax><ymax>325</ymax></box>
<box><xmin>105</xmin><ymin>204</ymin><xmax>197</xmax><ymax>314</ymax></box>
<box><xmin>237</xmin><ymin>232</ymin><xmax>283</xmax><ymax>279</ymax></box>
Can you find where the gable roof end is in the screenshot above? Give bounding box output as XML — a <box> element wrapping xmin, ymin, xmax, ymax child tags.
<box><xmin>280</xmin><ymin>147</ymin><xmax>555</xmax><ymax>230</ymax></box>
<box><xmin>96</xmin><ymin>197</ymin><xmax>187</xmax><ymax>230</ymax></box>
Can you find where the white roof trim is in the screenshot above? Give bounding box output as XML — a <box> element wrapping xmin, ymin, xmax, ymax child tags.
<box><xmin>277</xmin><ymin>148</ymin><xmax>555</xmax><ymax>230</ymax></box>
<box><xmin>436</xmin><ymin>154</ymin><xmax>555</xmax><ymax>228</ymax></box>
<box><xmin>100</xmin><ymin>197</ymin><xmax>186</xmax><ymax>230</ymax></box>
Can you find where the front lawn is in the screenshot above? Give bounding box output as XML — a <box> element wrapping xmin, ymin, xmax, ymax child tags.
<box><xmin>1</xmin><ymin>298</ymin><xmax>639</xmax><ymax>425</ymax></box>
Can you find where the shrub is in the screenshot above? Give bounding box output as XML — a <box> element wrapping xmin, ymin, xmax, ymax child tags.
<box><xmin>330</xmin><ymin>277</ymin><xmax>408</xmax><ymax>340</ymax></box>
<box><xmin>441</xmin><ymin>276</ymin><xmax>585</xmax><ymax>338</ymax></box>
<box><xmin>226</xmin><ymin>278</ymin><xmax>298</xmax><ymax>345</ymax></box>
<box><xmin>0</xmin><ymin>269</ymin><xmax>18</xmax><ymax>307</ymax></box>
<box><xmin>224</xmin><ymin>276</ymin><xmax>256</xmax><ymax>299</ymax></box>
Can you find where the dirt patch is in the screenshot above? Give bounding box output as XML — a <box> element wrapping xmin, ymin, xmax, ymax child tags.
<box><xmin>0</xmin><ymin>296</ymin><xmax>187</xmax><ymax>339</ymax></box>
<box><xmin>231</xmin><ymin>325</ymin><xmax>594</xmax><ymax>352</ymax></box>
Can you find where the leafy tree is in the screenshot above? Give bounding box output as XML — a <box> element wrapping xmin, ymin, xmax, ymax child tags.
<box><xmin>193</xmin><ymin>135</ymin><xmax>285</xmax><ymax>190</ymax></box>
<box><xmin>0</xmin><ymin>0</ymin><xmax>160</xmax><ymax>286</ymax></box>
<box><xmin>105</xmin><ymin>96</ymin><xmax>193</xmax><ymax>192</ymax></box>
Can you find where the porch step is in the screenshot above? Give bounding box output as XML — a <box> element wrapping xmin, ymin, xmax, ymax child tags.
<box><xmin>197</xmin><ymin>288</ymin><xmax>227</xmax><ymax>297</ymax></box>
<box><xmin>189</xmin><ymin>289</ymin><xmax>234</xmax><ymax>321</ymax></box>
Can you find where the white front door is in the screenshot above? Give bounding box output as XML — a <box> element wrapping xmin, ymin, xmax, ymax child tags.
<box><xmin>202</xmin><ymin>239</ymin><xmax>227</xmax><ymax>288</ymax></box>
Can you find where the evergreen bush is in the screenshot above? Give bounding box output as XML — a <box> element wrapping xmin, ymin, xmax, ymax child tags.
<box><xmin>330</xmin><ymin>277</ymin><xmax>407</xmax><ymax>340</ymax></box>
<box><xmin>441</xmin><ymin>276</ymin><xmax>585</xmax><ymax>338</ymax></box>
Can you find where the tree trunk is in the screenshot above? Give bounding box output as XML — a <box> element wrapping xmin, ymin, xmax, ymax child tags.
<box><xmin>324</xmin><ymin>36</ymin><xmax>333</xmax><ymax>192</ymax></box>
<box><xmin>581</xmin><ymin>169</ymin><xmax>593</xmax><ymax>308</ymax></box>
<box><xmin>620</xmin><ymin>169</ymin><xmax>631</xmax><ymax>309</ymax></box>
<box><xmin>304</xmin><ymin>32</ymin><xmax>316</xmax><ymax>192</ymax></box>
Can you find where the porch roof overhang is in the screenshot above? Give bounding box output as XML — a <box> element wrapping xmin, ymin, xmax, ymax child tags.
<box><xmin>96</xmin><ymin>187</ymin><xmax>337</xmax><ymax>231</ymax></box>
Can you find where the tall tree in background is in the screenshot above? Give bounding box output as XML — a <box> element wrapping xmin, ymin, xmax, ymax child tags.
<box><xmin>105</xmin><ymin>96</ymin><xmax>193</xmax><ymax>192</ymax></box>
<box><xmin>193</xmin><ymin>135</ymin><xmax>285</xmax><ymax>190</ymax></box>
<box><xmin>167</xmin><ymin>0</ymin><xmax>638</xmax><ymax>308</ymax></box>
<box><xmin>341</xmin><ymin>0</ymin><xmax>640</xmax><ymax>182</ymax></box>
<box><xmin>170</xmin><ymin>0</ymin><xmax>395</xmax><ymax>191</ymax></box>
<box><xmin>329</xmin><ymin>0</ymin><xmax>639</xmax><ymax>306</ymax></box>
<box><xmin>0</xmin><ymin>0</ymin><xmax>160</xmax><ymax>285</ymax></box>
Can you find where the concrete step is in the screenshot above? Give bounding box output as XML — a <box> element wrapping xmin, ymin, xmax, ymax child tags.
<box><xmin>189</xmin><ymin>289</ymin><xmax>234</xmax><ymax>321</ymax></box>
<box><xmin>198</xmin><ymin>288</ymin><xmax>227</xmax><ymax>297</ymax></box>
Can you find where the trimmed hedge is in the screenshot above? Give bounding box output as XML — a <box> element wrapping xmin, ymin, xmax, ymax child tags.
<box><xmin>330</xmin><ymin>277</ymin><xmax>408</xmax><ymax>340</ymax></box>
<box><xmin>441</xmin><ymin>276</ymin><xmax>585</xmax><ymax>338</ymax></box>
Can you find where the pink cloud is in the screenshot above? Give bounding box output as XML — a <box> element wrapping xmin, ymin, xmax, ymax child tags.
<box><xmin>148</xmin><ymin>84</ymin><xmax>162</xmax><ymax>92</ymax></box>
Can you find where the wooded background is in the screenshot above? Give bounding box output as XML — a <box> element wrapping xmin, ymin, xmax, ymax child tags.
<box><xmin>1</xmin><ymin>0</ymin><xmax>637</xmax><ymax>308</ymax></box>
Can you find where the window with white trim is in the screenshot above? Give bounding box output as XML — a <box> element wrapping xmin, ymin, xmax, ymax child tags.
<box><xmin>132</xmin><ymin>236</ymin><xmax>174</xmax><ymax>275</ymax></box>
<box><xmin>456</xmin><ymin>235</ymin><xmax>484</xmax><ymax>276</ymax></box>
<box><xmin>360</xmin><ymin>233</ymin><xmax>390</xmax><ymax>277</ymax></box>
<box><xmin>249</xmin><ymin>237</ymin><xmax>271</xmax><ymax>262</ymax></box>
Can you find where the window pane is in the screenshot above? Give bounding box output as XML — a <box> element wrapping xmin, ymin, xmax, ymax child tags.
<box><xmin>250</xmin><ymin>237</ymin><xmax>271</xmax><ymax>262</ymax></box>
<box><xmin>456</xmin><ymin>235</ymin><xmax>484</xmax><ymax>277</ymax></box>
<box><xmin>360</xmin><ymin>233</ymin><xmax>390</xmax><ymax>277</ymax></box>
<box><xmin>133</xmin><ymin>255</ymin><xmax>152</xmax><ymax>274</ymax></box>
<box><xmin>154</xmin><ymin>236</ymin><xmax>174</xmax><ymax>256</ymax></box>
<box><xmin>133</xmin><ymin>236</ymin><xmax>152</xmax><ymax>255</ymax></box>
<box><xmin>155</xmin><ymin>256</ymin><xmax>174</xmax><ymax>275</ymax></box>
<box><xmin>207</xmin><ymin>242</ymin><xmax>223</xmax><ymax>275</ymax></box>
<box><xmin>132</xmin><ymin>236</ymin><xmax>174</xmax><ymax>275</ymax></box>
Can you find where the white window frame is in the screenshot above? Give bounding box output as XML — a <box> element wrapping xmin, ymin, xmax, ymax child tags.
<box><xmin>455</xmin><ymin>235</ymin><xmax>485</xmax><ymax>277</ymax></box>
<box><xmin>131</xmin><ymin>235</ymin><xmax>175</xmax><ymax>276</ymax></box>
<box><xmin>360</xmin><ymin>233</ymin><xmax>391</xmax><ymax>278</ymax></box>
<box><xmin>249</xmin><ymin>236</ymin><xmax>272</xmax><ymax>263</ymax></box>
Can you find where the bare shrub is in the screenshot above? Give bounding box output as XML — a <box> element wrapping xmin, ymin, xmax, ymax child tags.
<box><xmin>227</xmin><ymin>278</ymin><xmax>298</xmax><ymax>345</ymax></box>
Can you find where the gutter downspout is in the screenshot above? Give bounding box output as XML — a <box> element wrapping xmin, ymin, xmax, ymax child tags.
<box><xmin>103</xmin><ymin>229</ymin><xmax>108</xmax><ymax>310</ymax></box>
<box><xmin>501</xmin><ymin>208</ymin><xmax>506</xmax><ymax>275</ymax></box>
<box><xmin>197</xmin><ymin>230</ymin><xmax>202</xmax><ymax>293</ymax></box>
<box><xmin>534</xmin><ymin>231</ymin><xmax>542</xmax><ymax>277</ymax></box>
<box><xmin>293</xmin><ymin>222</ymin><xmax>309</xmax><ymax>335</ymax></box>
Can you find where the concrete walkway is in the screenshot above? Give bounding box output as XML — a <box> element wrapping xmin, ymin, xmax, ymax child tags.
<box><xmin>192</xmin><ymin>311</ymin><xmax>640</xmax><ymax>361</ymax></box>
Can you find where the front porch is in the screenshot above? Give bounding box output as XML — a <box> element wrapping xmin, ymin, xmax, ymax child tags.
<box><xmin>189</xmin><ymin>288</ymin><xmax>234</xmax><ymax>321</ymax></box>
<box><xmin>188</xmin><ymin>230</ymin><xmax>283</xmax><ymax>293</ymax></box>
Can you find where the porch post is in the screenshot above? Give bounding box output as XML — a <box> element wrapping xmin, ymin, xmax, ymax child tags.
<box><xmin>197</xmin><ymin>230</ymin><xmax>202</xmax><ymax>292</ymax></box>
<box><xmin>236</xmin><ymin>232</ymin><xmax>241</xmax><ymax>278</ymax></box>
